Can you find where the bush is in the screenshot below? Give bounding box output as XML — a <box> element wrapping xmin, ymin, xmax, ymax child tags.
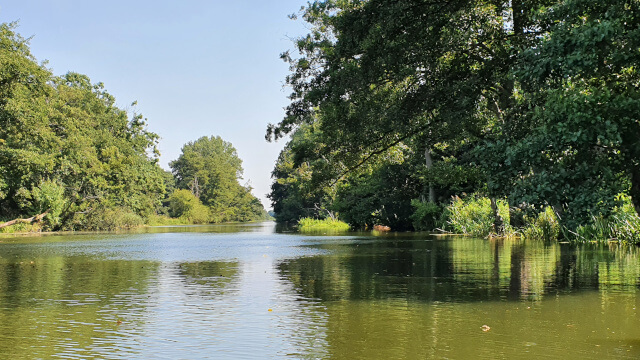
<box><xmin>575</xmin><ymin>196</ymin><xmax>640</xmax><ymax>244</ymax></box>
<box><xmin>446</xmin><ymin>196</ymin><xmax>512</xmax><ymax>237</ymax></box>
<box><xmin>297</xmin><ymin>217</ymin><xmax>350</xmax><ymax>233</ymax></box>
<box><xmin>410</xmin><ymin>200</ymin><xmax>446</xmax><ymax>231</ymax></box>
<box><xmin>13</xmin><ymin>180</ymin><xmax>68</xmax><ymax>230</ymax></box>
<box><xmin>145</xmin><ymin>214</ymin><xmax>190</xmax><ymax>226</ymax></box>
<box><xmin>168</xmin><ymin>189</ymin><xmax>210</xmax><ymax>224</ymax></box>
<box><xmin>76</xmin><ymin>207</ymin><xmax>144</xmax><ymax>231</ymax></box>
<box><xmin>521</xmin><ymin>206</ymin><xmax>561</xmax><ymax>242</ymax></box>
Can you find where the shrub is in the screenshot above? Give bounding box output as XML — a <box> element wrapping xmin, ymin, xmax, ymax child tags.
<box><xmin>145</xmin><ymin>214</ymin><xmax>189</xmax><ymax>226</ymax></box>
<box><xmin>446</xmin><ymin>196</ymin><xmax>512</xmax><ymax>237</ymax></box>
<box><xmin>297</xmin><ymin>217</ymin><xmax>350</xmax><ymax>233</ymax></box>
<box><xmin>78</xmin><ymin>207</ymin><xmax>144</xmax><ymax>231</ymax></box>
<box><xmin>168</xmin><ymin>189</ymin><xmax>210</xmax><ymax>224</ymax></box>
<box><xmin>410</xmin><ymin>200</ymin><xmax>446</xmax><ymax>231</ymax></box>
<box><xmin>575</xmin><ymin>196</ymin><xmax>640</xmax><ymax>244</ymax></box>
<box><xmin>13</xmin><ymin>180</ymin><xmax>68</xmax><ymax>230</ymax></box>
<box><xmin>521</xmin><ymin>207</ymin><xmax>561</xmax><ymax>242</ymax></box>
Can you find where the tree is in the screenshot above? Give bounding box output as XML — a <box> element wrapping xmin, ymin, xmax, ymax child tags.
<box><xmin>267</xmin><ymin>0</ymin><xmax>544</xmax><ymax>230</ymax></box>
<box><xmin>0</xmin><ymin>22</ymin><xmax>166</xmax><ymax>230</ymax></box>
<box><xmin>170</xmin><ymin>136</ymin><xmax>267</xmax><ymax>223</ymax></box>
<box><xmin>497</xmin><ymin>0</ymin><xmax>640</xmax><ymax>228</ymax></box>
<box><xmin>269</xmin><ymin>0</ymin><xmax>640</xmax><ymax>233</ymax></box>
<box><xmin>168</xmin><ymin>189</ymin><xmax>210</xmax><ymax>224</ymax></box>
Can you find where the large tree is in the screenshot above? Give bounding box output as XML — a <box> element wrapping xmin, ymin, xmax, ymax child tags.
<box><xmin>268</xmin><ymin>0</ymin><xmax>640</xmax><ymax>232</ymax></box>
<box><xmin>0</xmin><ymin>23</ymin><xmax>165</xmax><ymax>230</ymax></box>
<box><xmin>170</xmin><ymin>136</ymin><xmax>267</xmax><ymax>222</ymax></box>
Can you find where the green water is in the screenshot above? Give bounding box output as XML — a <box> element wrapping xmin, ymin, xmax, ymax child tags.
<box><xmin>0</xmin><ymin>223</ymin><xmax>638</xmax><ymax>359</ymax></box>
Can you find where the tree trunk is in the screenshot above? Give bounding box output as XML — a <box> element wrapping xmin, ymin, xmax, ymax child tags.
<box><xmin>425</xmin><ymin>147</ymin><xmax>435</xmax><ymax>203</ymax></box>
<box><xmin>0</xmin><ymin>210</ymin><xmax>50</xmax><ymax>229</ymax></box>
<box><xmin>490</xmin><ymin>197</ymin><xmax>504</xmax><ymax>235</ymax></box>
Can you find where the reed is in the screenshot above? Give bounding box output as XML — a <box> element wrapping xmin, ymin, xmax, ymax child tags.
<box><xmin>297</xmin><ymin>217</ymin><xmax>350</xmax><ymax>233</ymax></box>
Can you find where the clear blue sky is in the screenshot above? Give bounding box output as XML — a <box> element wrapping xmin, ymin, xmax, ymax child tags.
<box><xmin>1</xmin><ymin>0</ymin><xmax>309</xmax><ymax>210</ymax></box>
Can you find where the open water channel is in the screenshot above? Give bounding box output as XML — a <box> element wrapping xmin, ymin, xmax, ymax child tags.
<box><xmin>0</xmin><ymin>222</ymin><xmax>639</xmax><ymax>359</ymax></box>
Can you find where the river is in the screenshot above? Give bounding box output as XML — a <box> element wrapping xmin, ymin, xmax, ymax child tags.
<box><xmin>0</xmin><ymin>222</ymin><xmax>638</xmax><ymax>359</ymax></box>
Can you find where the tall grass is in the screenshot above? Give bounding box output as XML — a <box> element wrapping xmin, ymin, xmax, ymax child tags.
<box><xmin>297</xmin><ymin>217</ymin><xmax>350</xmax><ymax>234</ymax></box>
<box><xmin>0</xmin><ymin>221</ymin><xmax>42</xmax><ymax>234</ymax></box>
<box><xmin>520</xmin><ymin>206</ymin><xmax>561</xmax><ymax>242</ymax></box>
<box><xmin>441</xmin><ymin>194</ymin><xmax>640</xmax><ymax>244</ymax></box>
<box><xmin>574</xmin><ymin>199</ymin><xmax>640</xmax><ymax>244</ymax></box>
<box><xmin>446</xmin><ymin>196</ymin><xmax>514</xmax><ymax>237</ymax></box>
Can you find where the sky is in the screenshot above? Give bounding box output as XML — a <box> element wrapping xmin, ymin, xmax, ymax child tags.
<box><xmin>0</xmin><ymin>0</ymin><xmax>309</xmax><ymax>210</ymax></box>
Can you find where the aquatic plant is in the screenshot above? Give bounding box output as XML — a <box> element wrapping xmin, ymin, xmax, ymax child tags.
<box><xmin>297</xmin><ymin>217</ymin><xmax>350</xmax><ymax>233</ymax></box>
<box><xmin>574</xmin><ymin>197</ymin><xmax>640</xmax><ymax>244</ymax></box>
<box><xmin>521</xmin><ymin>207</ymin><xmax>561</xmax><ymax>242</ymax></box>
<box><xmin>446</xmin><ymin>196</ymin><xmax>513</xmax><ymax>237</ymax></box>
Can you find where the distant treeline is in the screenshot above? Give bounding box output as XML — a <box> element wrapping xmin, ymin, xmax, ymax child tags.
<box><xmin>0</xmin><ymin>23</ymin><xmax>267</xmax><ymax>231</ymax></box>
<box><xmin>268</xmin><ymin>0</ymin><xmax>640</xmax><ymax>242</ymax></box>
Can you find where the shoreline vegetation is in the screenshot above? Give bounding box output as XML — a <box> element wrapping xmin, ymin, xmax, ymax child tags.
<box><xmin>295</xmin><ymin>193</ymin><xmax>640</xmax><ymax>244</ymax></box>
<box><xmin>266</xmin><ymin>0</ymin><xmax>640</xmax><ymax>245</ymax></box>
<box><xmin>0</xmin><ymin>23</ymin><xmax>269</xmax><ymax>234</ymax></box>
<box><xmin>297</xmin><ymin>217</ymin><xmax>350</xmax><ymax>234</ymax></box>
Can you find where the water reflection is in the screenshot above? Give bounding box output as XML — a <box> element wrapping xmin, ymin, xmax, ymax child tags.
<box><xmin>0</xmin><ymin>255</ymin><xmax>158</xmax><ymax>359</ymax></box>
<box><xmin>177</xmin><ymin>261</ymin><xmax>240</xmax><ymax>298</ymax></box>
<box><xmin>0</xmin><ymin>226</ymin><xmax>639</xmax><ymax>359</ymax></box>
<box><xmin>279</xmin><ymin>236</ymin><xmax>640</xmax><ymax>303</ymax></box>
<box><xmin>278</xmin><ymin>236</ymin><xmax>640</xmax><ymax>359</ymax></box>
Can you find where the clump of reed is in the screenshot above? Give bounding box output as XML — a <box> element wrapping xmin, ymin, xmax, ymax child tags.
<box><xmin>520</xmin><ymin>206</ymin><xmax>561</xmax><ymax>242</ymax></box>
<box><xmin>446</xmin><ymin>196</ymin><xmax>514</xmax><ymax>237</ymax></box>
<box><xmin>574</xmin><ymin>199</ymin><xmax>640</xmax><ymax>244</ymax></box>
<box><xmin>297</xmin><ymin>217</ymin><xmax>350</xmax><ymax>233</ymax></box>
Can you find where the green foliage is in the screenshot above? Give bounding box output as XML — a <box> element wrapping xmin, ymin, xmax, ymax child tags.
<box><xmin>71</xmin><ymin>207</ymin><xmax>144</xmax><ymax>231</ymax></box>
<box><xmin>268</xmin><ymin>0</ymin><xmax>640</xmax><ymax>239</ymax></box>
<box><xmin>170</xmin><ymin>137</ymin><xmax>266</xmax><ymax>223</ymax></box>
<box><xmin>29</xmin><ymin>180</ymin><xmax>67</xmax><ymax>229</ymax></box>
<box><xmin>0</xmin><ymin>23</ymin><xmax>166</xmax><ymax>231</ymax></box>
<box><xmin>269</xmin><ymin>123</ymin><xmax>337</xmax><ymax>223</ymax></box>
<box><xmin>446</xmin><ymin>196</ymin><xmax>513</xmax><ymax>238</ymax></box>
<box><xmin>334</xmin><ymin>161</ymin><xmax>421</xmax><ymax>231</ymax></box>
<box><xmin>575</xmin><ymin>197</ymin><xmax>640</xmax><ymax>244</ymax></box>
<box><xmin>0</xmin><ymin>220</ymin><xmax>41</xmax><ymax>233</ymax></box>
<box><xmin>297</xmin><ymin>217</ymin><xmax>350</xmax><ymax>233</ymax></box>
<box><xmin>145</xmin><ymin>214</ymin><xmax>189</xmax><ymax>226</ymax></box>
<box><xmin>410</xmin><ymin>200</ymin><xmax>446</xmax><ymax>232</ymax></box>
<box><xmin>168</xmin><ymin>189</ymin><xmax>210</xmax><ymax>224</ymax></box>
<box><xmin>521</xmin><ymin>207</ymin><xmax>561</xmax><ymax>242</ymax></box>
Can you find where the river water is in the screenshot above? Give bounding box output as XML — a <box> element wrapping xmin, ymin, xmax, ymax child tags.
<box><xmin>0</xmin><ymin>222</ymin><xmax>638</xmax><ymax>359</ymax></box>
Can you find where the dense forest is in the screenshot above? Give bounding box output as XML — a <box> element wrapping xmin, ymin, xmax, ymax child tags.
<box><xmin>268</xmin><ymin>0</ymin><xmax>640</xmax><ymax>241</ymax></box>
<box><xmin>0</xmin><ymin>23</ymin><xmax>268</xmax><ymax>231</ymax></box>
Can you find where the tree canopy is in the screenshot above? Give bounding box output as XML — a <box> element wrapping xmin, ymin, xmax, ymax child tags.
<box><xmin>0</xmin><ymin>22</ymin><xmax>268</xmax><ymax>230</ymax></box>
<box><xmin>0</xmin><ymin>22</ymin><xmax>165</xmax><ymax>230</ymax></box>
<box><xmin>171</xmin><ymin>136</ymin><xmax>268</xmax><ymax>223</ymax></box>
<box><xmin>268</xmin><ymin>0</ymin><xmax>640</xmax><ymax>233</ymax></box>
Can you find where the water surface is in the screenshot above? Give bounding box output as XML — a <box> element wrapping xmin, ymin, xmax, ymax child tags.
<box><xmin>0</xmin><ymin>222</ymin><xmax>638</xmax><ymax>359</ymax></box>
